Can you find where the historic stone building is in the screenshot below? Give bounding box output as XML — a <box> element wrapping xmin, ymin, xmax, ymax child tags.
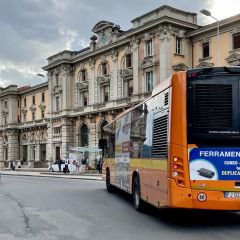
<box><xmin>0</xmin><ymin>83</ymin><xmax>48</xmax><ymax>168</ymax></box>
<box><xmin>0</xmin><ymin>5</ymin><xmax>239</xmax><ymax>168</ymax></box>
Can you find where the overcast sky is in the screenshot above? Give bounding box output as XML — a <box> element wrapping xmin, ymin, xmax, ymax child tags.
<box><xmin>0</xmin><ymin>0</ymin><xmax>240</xmax><ymax>88</ymax></box>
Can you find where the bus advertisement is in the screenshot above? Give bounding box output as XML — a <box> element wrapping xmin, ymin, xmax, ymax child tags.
<box><xmin>101</xmin><ymin>67</ymin><xmax>240</xmax><ymax>211</ymax></box>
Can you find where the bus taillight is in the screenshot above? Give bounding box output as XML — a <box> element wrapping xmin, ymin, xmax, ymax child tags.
<box><xmin>172</xmin><ymin>156</ymin><xmax>185</xmax><ymax>187</ymax></box>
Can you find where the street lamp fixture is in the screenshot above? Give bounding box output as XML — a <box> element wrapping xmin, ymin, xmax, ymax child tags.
<box><xmin>37</xmin><ymin>73</ymin><xmax>45</xmax><ymax>78</ymax></box>
<box><xmin>200</xmin><ymin>9</ymin><xmax>220</xmax><ymax>66</ymax></box>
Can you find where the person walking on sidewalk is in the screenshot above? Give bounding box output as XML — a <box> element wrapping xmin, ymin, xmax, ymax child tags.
<box><xmin>57</xmin><ymin>158</ymin><xmax>62</xmax><ymax>172</ymax></box>
<box><xmin>81</xmin><ymin>157</ymin><xmax>87</xmax><ymax>174</ymax></box>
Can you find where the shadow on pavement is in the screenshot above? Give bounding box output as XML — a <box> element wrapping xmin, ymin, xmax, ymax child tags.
<box><xmin>104</xmin><ymin>187</ymin><xmax>240</xmax><ymax>228</ymax></box>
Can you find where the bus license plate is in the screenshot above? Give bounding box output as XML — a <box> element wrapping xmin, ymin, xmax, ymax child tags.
<box><xmin>224</xmin><ymin>192</ymin><xmax>240</xmax><ymax>198</ymax></box>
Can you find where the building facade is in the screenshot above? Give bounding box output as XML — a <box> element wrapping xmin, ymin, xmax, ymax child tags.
<box><xmin>0</xmin><ymin>5</ymin><xmax>240</xmax><ymax>168</ymax></box>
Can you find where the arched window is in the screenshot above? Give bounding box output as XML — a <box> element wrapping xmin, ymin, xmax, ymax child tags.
<box><xmin>98</xmin><ymin>61</ymin><xmax>109</xmax><ymax>77</ymax></box>
<box><xmin>79</xmin><ymin>124</ymin><xmax>89</xmax><ymax>147</ymax></box>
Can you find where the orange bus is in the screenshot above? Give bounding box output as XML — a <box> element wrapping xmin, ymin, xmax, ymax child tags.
<box><xmin>101</xmin><ymin>67</ymin><xmax>240</xmax><ymax>211</ymax></box>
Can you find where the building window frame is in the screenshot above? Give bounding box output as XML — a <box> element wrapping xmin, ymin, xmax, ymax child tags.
<box><xmin>176</xmin><ymin>37</ymin><xmax>183</xmax><ymax>55</ymax></box>
<box><xmin>3</xmin><ymin>100</ymin><xmax>7</xmax><ymax>109</ymax></box>
<box><xmin>146</xmin><ymin>71</ymin><xmax>154</xmax><ymax>92</ymax></box>
<box><xmin>56</xmin><ymin>96</ymin><xmax>60</xmax><ymax>112</ymax></box>
<box><xmin>32</xmin><ymin>95</ymin><xmax>35</xmax><ymax>105</ymax></box>
<box><xmin>202</xmin><ymin>42</ymin><xmax>210</xmax><ymax>58</ymax></box>
<box><xmin>145</xmin><ymin>39</ymin><xmax>153</xmax><ymax>57</ymax></box>
<box><xmin>42</xmin><ymin>92</ymin><xmax>45</xmax><ymax>102</ymax></box>
<box><xmin>123</xmin><ymin>79</ymin><xmax>133</xmax><ymax>97</ymax></box>
<box><xmin>233</xmin><ymin>32</ymin><xmax>240</xmax><ymax>50</ymax></box>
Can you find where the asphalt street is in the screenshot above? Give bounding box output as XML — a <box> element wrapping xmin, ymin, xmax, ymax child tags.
<box><xmin>0</xmin><ymin>175</ymin><xmax>240</xmax><ymax>240</ymax></box>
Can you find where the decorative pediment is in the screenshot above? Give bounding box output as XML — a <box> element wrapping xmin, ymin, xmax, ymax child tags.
<box><xmin>225</xmin><ymin>52</ymin><xmax>240</xmax><ymax>65</ymax></box>
<box><xmin>97</xmin><ymin>74</ymin><xmax>111</xmax><ymax>85</ymax></box>
<box><xmin>196</xmin><ymin>61</ymin><xmax>214</xmax><ymax>68</ymax></box>
<box><xmin>77</xmin><ymin>81</ymin><xmax>89</xmax><ymax>91</ymax></box>
<box><xmin>172</xmin><ymin>63</ymin><xmax>189</xmax><ymax>71</ymax></box>
<box><xmin>38</xmin><ymin>103</ymin><xmax>46</xmax><ymax>110</ymax></box>
<box><xmin>119</xmin><ymin>68</ymin><xmax>133</xmax><ymax>78</ymax></box>
<box><xmin>140</xmin><ymin>56</ymin><xmax>159</xmax><ymax>69</ymax></box>
<box><xmin>92</xmin><ymin>21</ymin><xmax>114</xmax><ymax>33</ymax></box>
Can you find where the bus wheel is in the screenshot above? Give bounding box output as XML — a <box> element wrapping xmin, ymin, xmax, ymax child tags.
<box><xmin>133</xmin><ymin>176</ymin><xmax>143</xmax><ymax>212</ymax></box>
<box><xmin>106</xmin><ymin>170</ymin><xmax>114</xmax><ymax>193</ymax></box>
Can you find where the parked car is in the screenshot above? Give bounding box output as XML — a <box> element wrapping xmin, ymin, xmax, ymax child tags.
<box><xmin>48</xmin><ymin>160</ymin><xmax>65</xmax><ymax>172</ymax></box>
<box><xmin>48</xmin><ymin>159</ymin><xmax>77</xmax><ymax>173</ymax></box>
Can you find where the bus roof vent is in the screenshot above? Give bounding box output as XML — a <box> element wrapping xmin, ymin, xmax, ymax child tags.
<box><xmin>193</xmin><ymin>84</ymin><xmax>232</xmax><ymax>129</ymax></box>
<box><xmin>152</xmin><ymin>115</ymin><xmax>168</xmax><ymax>157</ymax></box>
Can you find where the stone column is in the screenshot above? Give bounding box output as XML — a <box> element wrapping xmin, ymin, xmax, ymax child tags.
<box><xmin>61</xmin><ymin>117</ymin><xmax>74</xmax><ymax>159</ymax></box>
<box><xmin>132</xmin><ymin>40</ymin><xmax>139</xmax><ymax>95</ymax></box>
<box><xmin>8</xmin><ymin>129</ymin><xmax>20</xmax><ymax>165</ymax></box>
<box><xmin>159</xmin><ymin>24</ymin><xmax>173</xmax><ymax>82</ymax></box>
<box><xmin>47</xmin><ymin>72</ymin><xmax>53</xmax><ymax>164</ymax></box>
<box><xmin>88</xmin><ymin>118</ymin><xmax>97</xmax><ymax>146</ymax></box>
<box><xmin>0</xmin><ymin>133</ymin><xmax>4</xmax><ymax>169</ymax></box>
<box><xmin>27</xmin><ymin>145</ymin><xmax>34</xmax><ymax>167</ymax></box>
<box><xmin>35</xmin><ymin>144</ymin><xmax>40</xmax><ymax>162</ymax></box>
<box><xmin>89</xmin><ymin>59</ymin><xmax>96</xmax><ymax>105</ymax></box>
<box><xmin>111</xmin><ymin>50</ymin><xmax>118</xmax><ymax>100</ymax></box>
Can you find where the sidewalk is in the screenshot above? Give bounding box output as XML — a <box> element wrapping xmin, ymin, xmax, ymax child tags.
<box><xmin>1</xmin><ymin>168</ymin><xmax>103</xmax><ymax>181</ymax></box>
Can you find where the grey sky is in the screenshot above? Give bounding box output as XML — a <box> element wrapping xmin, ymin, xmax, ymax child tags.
<box><xmin>0</xmin><ymin>0</ymin><xmax>240</xmax><ymax>87</ymax></box>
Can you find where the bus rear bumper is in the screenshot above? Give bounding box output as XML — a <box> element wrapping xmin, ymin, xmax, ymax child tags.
<box><xmin>169</xmin><ymin>179</ymin><xmax>240</xmax><ymax>210</ymax></box>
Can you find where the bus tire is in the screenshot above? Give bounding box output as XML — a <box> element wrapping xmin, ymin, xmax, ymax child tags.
<box><xmin>106</xmin><ymin>169</ymin><xmax>114</xmax><ymax>193</ymax></box>
<box><xmin>133</xmin><ymin>176</ymin><xmax>143</xmax><ymax>212</ymax></box>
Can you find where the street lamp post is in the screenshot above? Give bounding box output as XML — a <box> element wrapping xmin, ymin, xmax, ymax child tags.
<box><xmin>200</xmin><ymin>9</ymin><xmax>220</xmax><ymax>66</ymax></box>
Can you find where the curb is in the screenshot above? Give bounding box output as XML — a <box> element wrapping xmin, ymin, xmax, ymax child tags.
<box><xmin>1</xmin><ymin>172</ymin><xmax>103</xmax><ymax>181</ymax></box>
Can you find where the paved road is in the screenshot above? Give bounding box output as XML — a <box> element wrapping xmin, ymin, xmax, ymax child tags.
<box><xmin>1</xmin><ymin>175</ymin><xmax>240</xmax><ymax>240</ymax></box>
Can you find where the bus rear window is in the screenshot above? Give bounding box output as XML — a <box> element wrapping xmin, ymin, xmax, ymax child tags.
<box><xmin>187</xmin><ymin>70</ymin><xmax>240</xmax><ymax>144</ymax></box>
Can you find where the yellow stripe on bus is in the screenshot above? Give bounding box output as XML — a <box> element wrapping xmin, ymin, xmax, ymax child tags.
<box><xmin>105</xmin><ymin>158</ymin><xmax>168</xmax><ymax>171</ymax></box>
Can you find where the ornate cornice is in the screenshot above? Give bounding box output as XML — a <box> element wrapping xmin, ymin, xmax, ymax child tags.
<box><xmin>196</xmin><ymin>61</ymin><xmax>214</xmax><ymax>68</ymax></box>
<box><xmin>2</xmin><ymin>108</ymin><xmax>8</xmax><ymax>116</ymax></box>
<box><xmin>172</xmin><ymin>63</ymin><xmax>189</xmax><ymax>71</ymax></box>
<box><xmin>140</xmin><ymin>56</ymin><xmax>159</xmax><ymax>69</ymax></box>
<box><xmin>119</xmin><ymin>68</ymin><xmax>133</xmax><ymax>78</ymax></box>
<box><xmin>97</xmin><ymin>74</ymin><xmax>111</xmax><ymax>85</ymax></box>
<box><xmin>225</xmin><ymin>52</ymin><xmax>240</xmax><ymax>65</ymax></box>
<box><xmin>158</xmin><ymin>24</ymin><xmax>175</xmax><ymax>42</ymax></box>
<box><xmin>52</xmin><ymin>85</ymin><xmax>62</xmax><ymax>95</ymax></box>
<box><xmin>38</xmin><ymin>102</ymin><xmax>46</xmax><ymax>110</ymax></box>
<box><xmin>29</xmin><ymin>105</ymin><xmax>36</xmax><ymax>112</ymax></box>
<box><xmin>77</xmin><ymin>81</ymin><xmax>89</xmax><ymax>91</ymax></box>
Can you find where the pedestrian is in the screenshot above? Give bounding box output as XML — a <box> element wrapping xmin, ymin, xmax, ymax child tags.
<box><xmin>57</xmin><ymin>158</ymin><xmax>62</xmax><ymax>172</ymax></box>
<box><xmin>12</xmin><ymin>161</ymin><xmax>16</xmax><ymax>171</ymax></box>
<box><xmin>64</xmin><ymin>159</ymin><xmax>69</xmax><ymax>174</ymax></box>
<box><xmin>96</xmin><ymin>155</ymin><xmax>102</xmax><ymax>174</ymax></box>
<box><xmin>81</xmin><ymin>157</ymin><xmax>87</xmax><ymax>174</ymax></box>
<box><xmin>76</xmin><ymin>160</ymin><xmax>80</xmax><ymax>172</ymax></box>
<box><xmin>10</xmin><ymin>161</ymin><xmax>14</xmax><ymax>171</ymax></box>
